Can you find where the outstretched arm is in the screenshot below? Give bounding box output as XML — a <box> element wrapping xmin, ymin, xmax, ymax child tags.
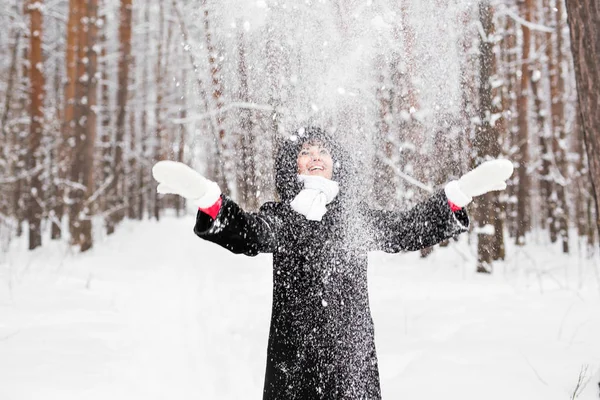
<box><xmin>194</xmin><ymin>196</ymin><xmax>280</xmax><ymax>256</ymax></box>
<box><xmin>367</xmin><ymin>190</ymin><xmax>469</xmax><ymax>253</ymax></box>
<box><xmin>152</xmin><ymin>160</ymin><xmax>280</xmax><ymax>256</ymax></box>
<box><xmin>367</xmin><ymin>159</ymin><xmax>513</xmax><ymax>253</ymax></box>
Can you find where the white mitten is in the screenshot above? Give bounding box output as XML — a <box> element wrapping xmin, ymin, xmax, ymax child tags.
<box><xmin>444</xmin><ymin>159</ymin><xmax>514</xmax><ymax>207</ymax></box>
<box><xmin>152</xmin><ymin>160</ymin><xmax>221</xmax><ymax>208</ymax></box>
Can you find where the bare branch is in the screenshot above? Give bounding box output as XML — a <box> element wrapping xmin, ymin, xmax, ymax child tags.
<box><xmin>570</xmin><ymin>364</ymin><xmax>592</xmax><ymax>400</ymax></box>
<box><xmin>499</xmin><ymin>8</ymin><xmax>554</xmax><ymax>33</ymax></box>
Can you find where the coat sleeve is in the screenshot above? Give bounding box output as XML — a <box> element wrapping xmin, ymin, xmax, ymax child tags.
<box><xmin>193</xmin><ymin>195</ymin><xmax>280</xmax><ymax>256</ymax></box>
<box><xmin>366</xmin><ymin>190</ymin><xmax>469</xmax><ymax>253</ymax></box>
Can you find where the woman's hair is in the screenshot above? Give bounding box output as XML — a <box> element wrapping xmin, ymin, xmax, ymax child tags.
<box><xmin>275</xmin><ymin>127</ymin><xmax>353</xmax><ymax>202</ymax></box>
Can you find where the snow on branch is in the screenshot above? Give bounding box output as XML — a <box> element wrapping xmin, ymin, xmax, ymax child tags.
<box><xmin>53</xmin><ymin>178</ymin><xmax>87</xmax><ymax>192</ymax></box>
<box><xmin>396</xmin><ymin>169</ymin><xmax>434</xmax><ymax>193</ymax></box>
<box><xmin>379</xmin><ymin>155</ymin><xmax>434</xmax><ymax>193</ymax></box>
<box><xmin>84</xmin><ymin>175</ymin><xmax>114</xmax><ymax>207</ymax></box>
<box><xmin>79</xmin><ymin>203</ymin><xmax>127</xmax><ymax>221</ymax></box>
<box><xmin>500</xmin><ymin>9</ymin><xmax>554</xmax><ymax>33</ymax></box>
<box><xmin>570</xmin><ymin>364</ymin><xmax>593</xmax><ymax>400</ymax></box>
<box><xmin>0</xmin><ymin>164</ymin><xmax>45</xmax><ymax>185</ymax></box>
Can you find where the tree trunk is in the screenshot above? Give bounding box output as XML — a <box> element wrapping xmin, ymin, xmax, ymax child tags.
<box><xmin>139</xmin><ymin>1</ymin><xmax>150</xmax><ymax>220</ymax></box>
<box><xmin>474</xmin><ymin>1</ymin><xmax>504</xmax><ymax>273</ymax></box>
<box><xmin>265</xmin><ymin>22</ymin><xmax>283</xmax><ymax>178</ymax></box>
<box><xmin>1</xmin><ymin>28</ymin><xmax>21</xmax><ymax>143</ymax></box>
<box><xmin>175</xmin><ymin>84</ymin><xmax>187</xmax><ymax>216</ymax></box>
<box><xmin>549</xmin><ymin>0</ymin><xmax>569</xmax><ymax>253</ymax></box>
<box><xmin>50</xmin><ymin>19</ymin><xmax>63</xmax><ymax>240</ymax></box>
<box><xmin>533</xmin><ymin>1</ymin><xmax>551</xmax><ymax>233</ymax></box>
<box><xmin>107</xmin><ymin>0</ymin><xmax>133</xmax><ymax>233</ymax></box>
<box><xmin>175</xmin><ymin>44</ymin><xmax>187</xmax><ymax>216</ymax></box>
<box><xmin>27</xmin><ymin>0</ymin><xmax>45</xmax><ymax>250</ymax></box>
<box><xmin>373</xmin><ymin>55</ymin><xmax>397</xmax><ymax>210</ymax></box>
<box><xmin>501</xmin><ymin>13</ymin><xmax>519</xmax><ymax>239</ymax></box>
<box><xmin>565</xmin><ymin>0</ymin><xmax>600</xmax><ymax>249</ymax></box>
<box><xmin>515</xmin><ymin>0</ymin><xmax>533</xmax><ymax>245</ymax></box>
<box><xmin>171</xmin><ymin>0</ymin><xmax>223</xmax><ymax>189</ymax></box>
<box><xmin>2</xmin><ymin>22</ymin><xmax>22</xmax><ymax>235</ymax></box>
<box><xmin>202</xmin><ymin>0</ymin><xmax>229</xmax><ymax>195</ymax></box>
<box><xmin>397</xmin><ymin>3</ymin><xmax>432</xmax><ymax>258</ymax></box>
<box><xmin>128</xmin><ymin>54</ymin><xmax>137</xmax><ymax>220</ymax></box>
<box><xmin>61</xmin><ymin>0</ymin><xmax>79</xmax><ymax>242</ymax></box>
<box><xmin>153</xmin><ymin>1</ymin><xmax>165</xmax><ymax>221</ymax></box>
<box><xmin>237</xmin><ymin>25</ymin><xmax>258</xmax><ymax>210</ymax></box>
<box><xmin>100</xmin><ymin>0</ymin><xmax>112</xmax><ymax>223</ymax></box>
<box><xmin>79</xmin><ymin>0</ymin><xmax>99</xmax><ymax>252</ymax></box>
<box><xmin>571</xmin><ymin>102</ymin><xmax>594</xmax><ymax>254</ymax></box>
<box><xmin>68</xmin><ymin>0</ymin><xmax>89</xmax><ymax>249</ymax></box>
<box><xmin>15</xmin><ymin>1</ymin><xmax>30</xmax><ymax>239</ymax></box>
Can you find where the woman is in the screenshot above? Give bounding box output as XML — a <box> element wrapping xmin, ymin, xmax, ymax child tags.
<box><xmin>152</xmin><ymin>127</ymin><xmax>513</xmax><ymax>399</ymax></box>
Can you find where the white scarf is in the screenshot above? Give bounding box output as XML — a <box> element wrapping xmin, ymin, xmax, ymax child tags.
<box><xmin>290</xmin><ymin>175</ymin><xmax>339</xmax><ymax>221</ymax></box>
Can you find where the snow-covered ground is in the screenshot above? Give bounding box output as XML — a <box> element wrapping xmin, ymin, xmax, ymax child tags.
<box><xmin>1</xmin><ymin>214</ymin><xmax>599</xmax><ymax>400</ymax></box>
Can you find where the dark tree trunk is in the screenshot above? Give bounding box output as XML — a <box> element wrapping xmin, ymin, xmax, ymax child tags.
<box><xmin>203</xmin><ymin>0</ymin><xmax>229</xmax><ymax>195</ymax></box>
<box><xmin>565</xmin><ymin>0</ymin><xmax>600</xmax><ymax>250</ymax></box>
<box><xmin>27</xmin><ymin>0</ymin><xmax>45</xmax><ymax>250</ymax></box>
<box><xmin>79</xmin><ymin>0</ymin><xmax>99</xmax><ymax>252</ymax></box>
<box><xmin>107</xmin><ymin>0</ymin><xmax>133</xmax><ymax>233</ymax></box>
<box><xmin>474</xmin><ymin>1</ymin><xmax>504</xmax><ymax>273</ymax></box>
<box><xmin>515</xmin><ymin>0</ymin><xmax>533</xmax><ymax>245</ymax></box>
<box><xmin>139</xmin><ymin>2</ymin><xmax>150</xmax><ymax>220</ymax></box>
<box><xmin>100</xmin><ymin>0</ymin><xmax>113</xmax><ymax>226</ymax></box>
<box><xmin>548</xmin><ymin>0</ymin><xmax>569</xmax><ymax>253</ymax></box>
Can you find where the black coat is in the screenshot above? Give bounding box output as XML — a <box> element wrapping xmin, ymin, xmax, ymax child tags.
<box><xmin>194</xmin><ymin>190</ymin><xmax>469</xmax><ymax>400</ymax></box>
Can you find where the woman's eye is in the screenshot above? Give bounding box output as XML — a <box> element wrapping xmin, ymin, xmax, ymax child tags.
<box><xmin>320</xmin><ymin>149</ymin><xmax>329</xmax><ymax>154</ymax></box>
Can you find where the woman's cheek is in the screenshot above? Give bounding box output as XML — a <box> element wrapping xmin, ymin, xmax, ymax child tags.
<box><xmin>297</xmin><ymin>156</ymin><xmax>308</xmax><ymax>173</ymax></box>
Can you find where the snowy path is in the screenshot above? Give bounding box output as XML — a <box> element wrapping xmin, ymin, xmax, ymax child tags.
<box><xmin>1</xmin><ymin>215</ymin><xmax>599</xmax><ymax>399</ymax></box>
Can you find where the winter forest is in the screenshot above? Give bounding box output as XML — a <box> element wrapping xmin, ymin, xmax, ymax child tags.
<box><xmin>0</xmin><ymin>0</ymin><xmax>599</xmax><ymax>265</ymax></box>
<box><xmin>1</xmin><ymin>0</ymin><xmax>600</xmax><ymax>399</ymax></box>
<box><xmin>1</xmin><ymin>0</ymin><xmax>599</xmax><ymax>268</ymax></box>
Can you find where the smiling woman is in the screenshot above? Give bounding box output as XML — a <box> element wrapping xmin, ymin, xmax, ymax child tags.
<box><xmin>151</xmin><ymin>126</ymin><xmax>513</xmax><ymax>400</ymax></box>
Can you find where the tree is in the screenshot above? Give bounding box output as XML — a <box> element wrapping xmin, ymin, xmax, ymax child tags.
<box><xmin>500</xmin><ymin>9</ymin><xmax>519</xmax><ymax>239</ymax></box>
<box><xmin>106</xmin><ymin>0</ymin><xmax>132</xmax><ymax>233</ymax></box>
<box><xmin>515</xmin><ymin>0</ymin><xmax>533</xmax><ymax>246</ymax></box>
<box><xmin>473</xmin><ymin>0</ymin><xmax>505</xmax><ymax>273</ymax></box>
<box><xmin>139</xmin><ymin>1</ymin><xmax>150</xmax><ymax>219</ymax></box>
<box><xmin>203</xmin><ymin>0</ymin><xmax>229</xmax><ymax>195</ymax></box>
<box><xmin>99</xmin><ymin>0</ymin><xmax>112</xmax><ymax>221</ymax></box>
<box><xmin>153</xmin><ymin>0</ymin><xmax>165</xmax><ymax>220</ymax></box>
<box><xmin>565</xmin><ymin>0</ymin><xmax>600</xmax><ymax>249</ymax></box>
<box><xmin>14</xmin><ymin>1</ymin><xmax>31</xmax><ymax>239</ymax></box>
<box><xmin>66</xmin><ymin>0</ymin><xmax>99</xmax><ymax>252</ymax></box>
<box><xmin>532</xmin><ymin>0</ymin><xmax>552</xmax><ymax>233</ymax></box>
<box><xmin>0</xmin><ymin>5</ymin><xmax>24</xmax><ymax>239</ymax></box>
<box><xmin>26</xmin><ymin>0</ymin><xmax>45</xmax><ymax>250</ymax></box>
<box><xmin>547</xmin><ymin>0</ymin><xmax>569</xmax><ymax>253</ymax></box>
<box><xmin>79</xmin><ymin>0</ymin><xmax>99</xmax><ymax>251</ymax></box>
<box><xmin>59</xmin><ymin>0</ymin><xmax>79</xmax><ymax>242</ymax></box>
<box><xmin>373</xmin><ymin>53</ymin><xmax>397</xmax><ymax>210</ymax></box>
<box><xmin>236</xmin><ymin>24</ymin><xmax>258</xmax><ymax>211</ymax></box>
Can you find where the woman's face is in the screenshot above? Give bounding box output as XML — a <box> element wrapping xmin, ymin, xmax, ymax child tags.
<box><xmin>297</xmin><ymin>141</ymin><xmax>334</xmax><ymax>179</ymax></box>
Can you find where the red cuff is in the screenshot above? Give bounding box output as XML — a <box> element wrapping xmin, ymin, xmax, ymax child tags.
<box><xmin>199</xmin><ymin>196</ymin><xmax>222</xmax><ymax>219</ymax></box>
<box><xmin>448</xmin><ymin>200</ymin><xmax>462</xmax><ymax>212</ymax></box>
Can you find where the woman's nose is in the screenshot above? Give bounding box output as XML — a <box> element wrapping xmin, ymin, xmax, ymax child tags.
<box><xmin>311</xmin><ymin>151</ymin><xmax>321</xmax><ymax>161</ymax></box>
